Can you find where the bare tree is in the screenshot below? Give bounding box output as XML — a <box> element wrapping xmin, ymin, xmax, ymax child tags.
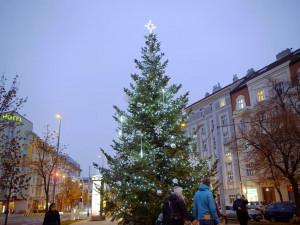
<box><xmin>236</xmin><ymin>79</ymin><xmax>300</xmax><ymax>215</ymax></box>
<box><xmin>26</xmin><ymin>128</ymin><xmax>64</xmax><ymax>210</ymax></box>
<box><xmin>0</xmin><ymin>128</ymin><xmax>31</xmax><ymax>225</ymax></box>
<box><xmin>0</xmin><ymin>74</ymin><xmax>28</xmax><ymax>225</ymax></box>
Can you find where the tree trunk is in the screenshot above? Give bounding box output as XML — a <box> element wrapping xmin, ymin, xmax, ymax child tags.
<box><xmin>274</xmin><ymin>182</ymin><xmax>283</xmax><ymax>202</ymax></box>
<box><xmin>4</xmin><ymin>199</ymin><xmax>9</xmax><ymax>225</ymax></box>
<box><xmin>4</xmin><ymin>174</ymin><xmax>13</xmax><ymax>225</ymax></box>
<box><xmin>291</xmin><ymin>179</ymin><xmax>300</xmax><ymax>216</ymax></box>
<box><xmin>45</xmin><ymin>193</ymin><xmax>49</xmax><ymax>212</ymax></box>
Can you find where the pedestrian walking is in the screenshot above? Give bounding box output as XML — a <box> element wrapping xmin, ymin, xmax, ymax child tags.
<box><xmin>169</xmin><ymin>186</ymin><xmax>197</xmax><ymax>225</ymax></box>
<box><xmin>193</xmin><ymin>178</ymin><xmax>220</xmax><ymax>225</ymax></box>
<box><xmin>233</xmin><ymin>194</ymin><xmax>249</xmax><ymax>225</ymax></box>
<box><xmin>162</xmin><ymin>190</ymin><xmax>174</xmax><ymax>225</ymax></box>
<box><xmin>43</xmin><ymin>203</ymin><xmax>61</xmax><ymax>225</ymax></box>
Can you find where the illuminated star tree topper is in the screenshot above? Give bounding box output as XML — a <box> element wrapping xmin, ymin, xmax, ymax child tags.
<box><xmin>145</xmin><ymin>20</ymin><xmax>157</xmax><ymax>34</ymax></box>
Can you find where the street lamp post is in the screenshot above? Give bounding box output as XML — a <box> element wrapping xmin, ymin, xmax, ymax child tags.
<box><xmin>52</xmin><ymin>114</ymin><xmax>62</xmax><ymax>204</ymax></box>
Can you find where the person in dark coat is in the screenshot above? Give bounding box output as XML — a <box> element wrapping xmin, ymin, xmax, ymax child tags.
<box><xmin>233</xmin><ymin>194</ymin><xmax>249</xmax><ymax>225</ymax></box>
<box><xmin>169</xmin><ymin>186</ymin><xmax>197</xmax><ymax>225</ymax></box>
<box><xmin>162</xmin><ymin>192</ymin><xmax>174</xmax><ymax>225</ymax></box>
<box><xmin>43</xmin><ymin>203</ymin><xmax>61</xmax><ymax>225</ymax></box>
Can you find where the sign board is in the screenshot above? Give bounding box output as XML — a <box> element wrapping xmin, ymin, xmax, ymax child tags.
<box><xmin>1</xmin><ymin>114</ymin><xmax>22</xmax><ymax>123</ymax></box>
<box><xmin>91</xmin><ymin>175</ymin><xmax>102</xmax><ymax>216</ymax></box>
<box><xmin>287</xmin><ymin>185</ymin><xmax>300</xmax><ymax>192</ymax></box>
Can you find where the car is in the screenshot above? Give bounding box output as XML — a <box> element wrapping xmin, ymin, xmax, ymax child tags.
<box><xmin>224</xmin><ymin>206</ymin><xmax>263</xmax><ymax>221</ymax></box>
<box><xmin>248</xmin><ymin>201</ymin><xmax>268</xmax><ymax>213</ymax></box>
<box><xmin>264</xmin><ymin>202</ymin><xmax>296</xmax><ymax>222</ymax></box>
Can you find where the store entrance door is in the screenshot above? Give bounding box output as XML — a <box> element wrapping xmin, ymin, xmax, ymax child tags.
<box><xmin>262</xmin><ymin>187</ymin><xmax>276</xmax><ymax>203</ymax></box>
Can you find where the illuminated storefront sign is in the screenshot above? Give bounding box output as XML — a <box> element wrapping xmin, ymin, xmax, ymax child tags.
<box><xmin>287</xmin><ymin>185</ymin><xmax>300</xmax><ymax>192</ymax></box>
<box><xmin>1</xmin><ymin>114</ymin><xmax>22</xmax><ymax>123</ymax></box>
<box><xmin>247</xmin><ymin>188</ymin><xmax>258</xmax><ymax>201</ymax></box>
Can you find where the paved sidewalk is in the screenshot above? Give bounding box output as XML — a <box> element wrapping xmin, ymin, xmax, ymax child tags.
<box><xmin>73</xmin><ymin>219</ymin><xmax>118</xmax><ymax>225</ymax></box>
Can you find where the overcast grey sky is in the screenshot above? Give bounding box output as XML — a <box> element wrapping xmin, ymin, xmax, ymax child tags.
<box><xmin>0</xmin><ymin>0</ymin><xmax>299</xmax><ymax>176</ymax></box>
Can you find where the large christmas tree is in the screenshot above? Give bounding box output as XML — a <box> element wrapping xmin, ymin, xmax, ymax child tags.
<box><xmin>97</xmin><ymin>22</ymin><xmax>217</xmax><ymax>225</ymax></box>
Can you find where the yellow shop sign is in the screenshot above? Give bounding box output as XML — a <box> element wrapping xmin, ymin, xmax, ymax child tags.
<box><xmin>2</xmin><ymin>114</ymin><xmax>22</xmax><ymax>123</ymax></box>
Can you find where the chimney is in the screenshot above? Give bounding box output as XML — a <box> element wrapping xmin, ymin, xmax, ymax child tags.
<box><xmin>212</xmin><ymin>82</ymin><xmax>221</xmax><ymax>93</ymax></box>
<box><xmin>233</xmin><ymin>74</ymin><xmax>238</xmax><ymax>82</ymax></box>
<box><xmin>246</xmin><ymin>68</ymin><xmax>255</xmax><ymax>78</ymax></box>
<box><xmin>276</xmin><ymin>48</ymin><xmax>292</xmax><ymax>60</ymax></box>
<box><xmin>205</xmin><ymin>92</ymin><xmax>210</xmax><ymax>97</ymax></box>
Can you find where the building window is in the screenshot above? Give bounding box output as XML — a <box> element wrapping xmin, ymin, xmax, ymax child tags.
<box><xmin>220</xmin><ymin>98</ymin><xmax>226</xmax><ymax>108</ymax></box>
<box><xmin>237</xmin><ymin>97</ymin><xmax>245</xmax><ymax>110</ymax></box>
<box><xmin>225</xmin><ymin>152</ymin><xmax>232</xmax><ymax>163</ymax></box>
<box><xmin>210</xmin><ymin>104</ymin><xmax>213</xmax><ymax>112</ymax></box>
<box><xmin>200</xmin><ymin>108</ymin><xmax>204</xmax><ymax>117</ymax></box>
<box><xmin>213</xmin><ymin>137</ymin><xmax>216</xmax><ymax>149</ymax></box>
<box><xmin>227</xmin><ymin>172</ymin><xmax>234</xmax><ymax>182</ymax></box>
<box><xmin>257</xmin><ymin>89</ymin><xmax>265</xmax><ymax>102</ymax></box>
<box><xmin>211</xmin><ymin>120</ymin><xmax>214</xmax><ymax>130</ymax></box>
<box><xmin>229</xmin><ymin>194</ymin><xmax>236</xmax><ymax>204</ymax></box>
<box><xmin>223</xmin><ymin>133</ymin><xmax>229</xmax><ymax>143</ymax></box>
<box><xmin>240</xmin><ymin>119</ymin><xmax>247</xmax><ymax>131</ymax></box>
<box><xmin>202</xmin><ymin>140</ymin><xmax>207</xmax><ymax>151</ymax></box>
<box><xmin>201</xmin><ymin>126</ymin><xmax>206</xmax><ymax>134</ymax></box>
<box><xmin>275</xmin><ymin>82</ymin><xmax>284</xmax><ymax>94</ymax></box>
<box><xmin>221</xmin><ymin>115</ymin><xmax>228</xmax><ymax>126</ymax></box>
<box><xmin>297</xmin><ymin>69</ymin><xmax>300</xmax><ymax>85</ymax></box>
<box><xmin>246</xmin><ymin>163</ymin><xmax>253</xmax><ymax>176</ymax></box>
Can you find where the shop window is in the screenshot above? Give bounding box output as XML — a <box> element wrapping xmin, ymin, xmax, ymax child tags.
<box><xmin>246</xmin><ymin>188</ymin><xmax>258</xmax><ymax>201</ymax></box>
<box><xmin>220</xmin><ymin>98</ymin><xmax>226</xmax><ymax>108</ymax></box>
<box><xmin>257</xmin><ymin>89</ymin><xmax>265</xmax><ymax>102</ymax></box>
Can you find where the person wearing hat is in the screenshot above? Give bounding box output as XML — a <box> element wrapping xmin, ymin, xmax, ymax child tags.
<box><xmin>43</xmin><ymin>203</ymin><xmax>61</xmax><ymax>225</ymax></box>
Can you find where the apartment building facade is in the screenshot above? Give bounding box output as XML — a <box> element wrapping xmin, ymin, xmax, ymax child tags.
<box><xmin>231</xmin><ymin>48</ymin><xmax>300</xmax><ymax>203</ymax></box>
<box><xmin>187</xmin><ymin>48</ymin><xmax>300</xmax><ymax>205</ymax></box>
<box><xmin>186</xmin><ymin>79</ymin><xmax>243</xmax><ymax>205</ymax></box>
